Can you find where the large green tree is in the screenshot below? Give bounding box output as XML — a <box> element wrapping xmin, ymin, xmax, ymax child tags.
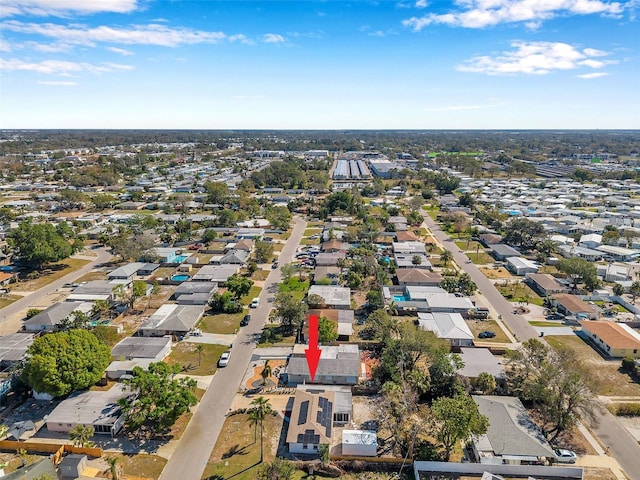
<box><xmin>118</xmin><ymin>362</ymin><xmax>197</xmax><ymax>436</ymax></box>
<box><xmin>503</xmin><ymin>217</ymin><xmax>547</xmax><ymax>251</ymax></box>
<box><xmin>22</xmin><ymin>329</ymin><xmax>110</xmax><ymax>397</ymax></box>
<box><xmin>504</xmin><ymin>338</ymin><xmax>597</xmax><ymax>442</ymax></box>
<box><xmin>225</xmin><ymin>274</ymin><xmax>254</xmax><ymax>299</ymax></box>
<box><xmin>274</xmin><ymin>292</ymin><xmax>308</xmax><ymax>335</ymax></box>
<box><xmin>557</xmin><ymin>257</ymin><xmax>599</xmax><ymax>291</ymax></box>
<box><xmin>431</xmin><ymin>393</ymin><xmax>488</xmax><ymax>461</ymax></box>
<box><xmin>8</xmin><ymin>220</ymin><xmax>78</xmax><ymax>269</ymax></box>
<box><xmin>265</xmin><ymin>206</ymin><xmax>292</xmax><ymax>231</ymax></box>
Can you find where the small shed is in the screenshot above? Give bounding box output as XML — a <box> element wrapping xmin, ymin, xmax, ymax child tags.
<box><xmin>59</xmin><ymin>454</ymin><xmax>88</xmax><ymax>478</ymax></box>
<box><xmin>342</xmin><ymin>430</ymin><xmax>377</xmax><ymax>457</ymax></box>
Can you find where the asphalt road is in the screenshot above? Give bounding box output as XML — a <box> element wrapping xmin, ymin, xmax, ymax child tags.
<box><xmin>158</xmin><ymin>216</ymin><xmax>307</xmax><ymax>480</ymax></box>
<box><xmin>0</xmin><ymin>247</ymin><xmax>113</xmax><ymax>335</ymax></box>
<box><xmin>423</xmin><ymin>212</ymin><xmax>640</xmax><ymax>480</ymax></box>
<box><xmin>422</xmin><ymin>214</ymin><xmax>537</xmax><ymax>342</ymax></box>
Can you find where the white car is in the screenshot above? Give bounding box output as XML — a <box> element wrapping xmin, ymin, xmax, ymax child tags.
<box><xmin>250</xmin><ymin>298</ymin><xmax>260</xmax><ymax>308</ymax></box>
<box><xmin>218</xmin><ymin>350</ymin><xmax>231</xmax><ymax>367</ymax></box>
<box><xmin>554</xmin><ymin>448</ymin><xmax>577</xmax><ymax>464</ymax></box>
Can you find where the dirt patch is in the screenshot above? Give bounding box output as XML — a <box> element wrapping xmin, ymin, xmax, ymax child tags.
<box><xmin>480</xmin><ymin>267</ymin><xmax>512</xmax><ymax>279</ymax></box>
<box><xmin>244</xmin><ymin>359</ymin><xmax>286</xmax><ymax>389</ymax></box>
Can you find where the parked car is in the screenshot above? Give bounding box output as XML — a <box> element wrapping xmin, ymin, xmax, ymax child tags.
<box><xmin>546</xmin><ymin>313</ymin><xmax>564</xmax><ymax>320</ymax></box>
<box><xmin>240</xmin><ymin>314</ymin><xmax>250</xmax><ymax>326</ymax></box>
<box><xmin>478</xmin><ymin>330</ymin><xmax>496</xmax><ymax>339</ymax></box>
<box><xmin>250</xmin><ymin>298</ymin><xmax>260</xmax><ymax>308</ymax></box>
<box><xmin>554</xmin><ymin>448</ymin><xmax>577</xmax><ymax>464</ymax></box>
<box><xmin>272</xmin><ymin>261</ymin><xmax>279</xmax><ymax>269</ymax></box>
<box><xmin>218</xmin><ymin>350</ymin><xmax>231</xmax><ymax>367</ymax></box>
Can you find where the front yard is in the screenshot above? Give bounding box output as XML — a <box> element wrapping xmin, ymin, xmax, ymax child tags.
<box><xmin>466</xmin><ymin>319</ymin><xmax>511</xmax><ymax>343</ymax></box>
<box><xmin>199</xmin><ymin>312</ymin><xmax>245</xmax><ymax>334</ymax></box>
<box><xmin>0</xmin><ymin>293</ymin><xmax>21</xmax><ymax>309</ymax></box>
<box><xmin>546</xmin><ymin>334</ymin><xmax>640</xmax><ymax>396</ymax></box>
<box><xmin>201</xmin><ymin>412</ymin><xmax>288</xmax><ymax>480</ymax></box>
<box><xmin>15</xmin><ymin>258</ymin><xmax>91</xmax><ymax>291</ymax></box>
<box><xmin>497</xmin><ymin>282</ymin><xmax>544</xmax><ymax>306</ymax></box>
<box><xmin>166</xmin><ymin>343</ymin><xmax>229</xmax><ymax>376</ymax></box>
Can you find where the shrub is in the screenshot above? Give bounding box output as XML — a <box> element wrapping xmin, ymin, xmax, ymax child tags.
<box><xmin>614</xmin><ymin>404</ymin><xmax>640</xmax><ymax>416</ymax></box>
<box><xmin>622</xmin><ymin>356</ymin><xmax>636</xmax><ymax>373</ymax></box>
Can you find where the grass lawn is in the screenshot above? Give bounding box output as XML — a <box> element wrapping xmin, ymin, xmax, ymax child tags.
<box><xmin>467</xmin><ymin>251</ymin><xmax>495</xmax><ymax>265</ymax></box>
<box><xmin>73</xmin><ymin>270</ymin><xmax>107</xmax><ymax>283</ymax></box>
<box><xmin>105</xmin><ymin>453</ymin><xmax>167</xmax><ymax>480</ymax></box>
<box><xmin>538</xmin><ymin>265</ymin><xmax>559</xmax><ymax>275</ymax></box>
<box><xmin>300</xmin><ymin>237</ymin><xmax>320</xmax><ymax>245</ymax></box>
<box><xmin>546</xmin><ymin>334</ymin><xmax>640</xmax><ymax>396</ymax></box>
<box><xmin>16</xmin><ymin>258</ymin><xmax>91</xmax><ymax>291</ymax></box>
<box><xmin>303</xmin><ymin>228</ymin><xmax>322</xmax><ymax>236</ymax></box>
<box><xmin>272</xmin><ymin>243</ymin><xmax>284</xmax><ymax>252</ymax></box>
<box><xmin>0</xmin><ymin>453</ymin><xmax>43</xmax><ymax>473</ymax></box>
<box><xmin>0</xmin><ymin>294</ymin><xmax>21</xmax><ymax>309</ymax></box>
<box><xmin>278</xmin><ymin>277</ymin><xmax>309</xmax><ymax>294</ymax></box>
<box><xmin>240</xmin><ymin>286</ymin><xmax>263</xmax><ymax>305</ymax></box>
<box><xmin>455</xmin><ymin>240</ymin><xmax>482</xmax><ymax>251</ymax></box>
<box><xmin>201</xmin><ymin>412</ymin><xmax>289</xmax><ymax>480</ymax></box>
<box><xmin>497</xmin><ymin>283</ymin><xmax>544</xmax><ymax>306</ymax></box>
<box><xmin>466</xmin><ymin>319</ymin><xmax>511</xmax><ymax>343</ymax></box>
<box><xmin>166</xmin><ymin>343</ymin><xmax>229</xmax><ymax>376</ymax></box>
<box><xmin>199</xmin><ymin>312</ymin><xmax>244</xmax><ymax>334</ymax></box>
<box><xmin>529</xmin><ymin>321</ymin><xmax>567</xmax><ymax>327</ymax></box>
<box><xmin>252</xmin><ymin>269</ymin><xmax>270</xmax><ymax>281</ymax></box>
<box><xmin>193</xmin><ymin>253</ymin><xmax>213</xmax><ymax>263</ymax></box>
<box><xmin>479</xmin><ymin>266</ymin><xmax>512</xmax><ymax>279</ymax></box>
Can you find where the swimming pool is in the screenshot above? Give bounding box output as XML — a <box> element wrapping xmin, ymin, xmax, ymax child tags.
<box><xmin>173</xmin><ymin>255</ymin><xmax>189</xmax><ymax>263</ymax></box>
<box><xmin>393</xmin><ymin>295</ymin><xmax>407</xmax><ymax>302</ymax></box>
<box><xmin>171</xmin><ymin>274</ymin><xmax>191</xmax><ymax>282</ymax></box>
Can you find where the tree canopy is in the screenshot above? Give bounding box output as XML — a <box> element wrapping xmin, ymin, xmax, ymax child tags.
<box><xmin>8</xmin><ymin>220</ymin><xmax>81</xmax><ymax>269</ymax></box>
<box><xmin>557</xmin><ymin>257</ymin><xmax>599</xmax><ymax>291</ymax></box>
<box><xmin>22</xmin><ymin>329</ymin><xmax>110</xmax><ymax>397</ymax></box>
<box><xmin>118</xmin><ymin>362</ymin><xmax>197</xmax><ymax>436</ymax></box>
<box><xmin>502</xmin><ymin>217</ymin><xmax>547</xmax><ymax>251</ymax></box>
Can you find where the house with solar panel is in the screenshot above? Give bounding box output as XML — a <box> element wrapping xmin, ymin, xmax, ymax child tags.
<box><xmin>286</xmin><ymin>386</ymin><xmax>352</xmax><ymax>454</ymax></box>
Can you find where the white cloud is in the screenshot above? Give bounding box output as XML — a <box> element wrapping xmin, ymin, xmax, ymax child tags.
<box><xmin>107</xmin><ymin>46</ymin><xmax>134</xmax><ymax>56</ymax></box>
<box><xmin>0</xmin><ymin>0</ymin><xmax>139</xmax><ymax>18</ymax></box>
<box><xmin>368</xmin><ymin>30</ymin><xmax>386</xmax><ymax>37</ymax></box>
<box><xmin>415</xmin><ymin>0</ymin><xmax>428</xmax><ymax>8</ymax></box>
<box><xmin>228</xmin><ymin>34</ymin><xmax>254</xmax><ymax>45</ymax></box>
<box><xmin>457</xmin><ymin>41</ymin><xmax>617</xmax><ymax>75</ymax></box>
<box><xmin>263</xmin><ymin>33</ymin><xmax>285</xmax><ymax>43</ymax></box>
<box><xmin>1</xmin><ymin>21</ymin><xmax>229</xmax><ymax>47</ymax></box>
<box><xmin>0</xmin><ymin>57</ymin><xmax>133</xmax><ymax>75</ymax></box>
<box><xmin>0</xmin><ymin>38</ymin><xmax>10</xmax><ymax>52</ymax></box>
<box><xmin>403</xmin><ymin>0</ymin><xmax>624</xmax><ymax>30</ymax></box>
<box><xmin>37</xmin><ymin>80</ymin><xmax>76</xmax><ymax>85</ymax></box>
<box><xmin>576</xmin><ymin>71</ymin><xmax>610</xmax><ymax>78</ymax></box>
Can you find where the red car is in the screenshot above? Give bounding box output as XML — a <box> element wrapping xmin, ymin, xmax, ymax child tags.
<box><xmin>189</xmin><ymin>243</ymin><xmax>203</xmax><ymax>250</ymax></box>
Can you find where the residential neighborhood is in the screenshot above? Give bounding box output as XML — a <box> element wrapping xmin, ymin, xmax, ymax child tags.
<box><xmin>0</xmin><ymin>130</ymin><xmax>640</xmax><ymax>480</ymax></box>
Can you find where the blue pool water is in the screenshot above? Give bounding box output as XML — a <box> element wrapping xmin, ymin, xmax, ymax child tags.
<box><xmin>171</xmin><ymin>274</ymin><xmax>191</xmax><ymax>282</ymax></box>
<box><xmin>173</xmin><ymin>255</ymin><xmax>189</xmax><ymax>263</ymax></box>
<box><xmin>393</xmin><ymin>295</ymin><xmax>408</xmax><ymax>302</ymax></box>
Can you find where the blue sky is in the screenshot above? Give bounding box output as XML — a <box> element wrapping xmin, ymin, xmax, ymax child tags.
<box><xmin>1</xmin><ymin>0</ymin><xmax>638</xmax><ymax>129</ymax></box>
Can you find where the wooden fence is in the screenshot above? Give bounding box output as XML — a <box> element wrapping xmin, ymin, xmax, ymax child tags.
<box><xmin>0</xmin><ymin>440</ymin><xmax>103</xmax><ymax>462</ymax></box>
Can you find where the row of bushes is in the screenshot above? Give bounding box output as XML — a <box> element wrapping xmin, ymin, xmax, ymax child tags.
<box><xmin>611</xmin><ymin>404</ymin><xmax>640</xmax><ymax>417</ymax></box>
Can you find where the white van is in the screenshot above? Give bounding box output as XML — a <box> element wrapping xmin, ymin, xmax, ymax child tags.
<box><xmin>250</xmin><ymin>298</ymin><xmax>260</xmax><ymax>308</ymax></box>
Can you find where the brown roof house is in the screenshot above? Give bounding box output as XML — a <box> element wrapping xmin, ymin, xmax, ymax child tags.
<box><xmin>525</xmin><ymin>273</ymin><xmax>569</xmax><ymax>297</ymax></box>
<box><xmin>580</xmin><ymin>320</ymin><xmax>640</xmax><ymax>358</ymax></box>
<box><xmin>396</xmin><ymin>268</ymin><xmax>443</xmax><ymax>287</ymax></box>
<box><xmin>552</xmin><ymin>293</ymin><xmax>598</xmax><ymax>320</ymax></box>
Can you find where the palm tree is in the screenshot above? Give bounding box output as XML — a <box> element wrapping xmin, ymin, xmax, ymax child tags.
<box><xmin>440</xmin><ymin>250</ymin><xmax>453</xmax><ymax>267</ymax></box>
<box><xmin>69</xmin><ymin>424</ymin><xmax>95</xmax><ymax>447</ymax></box>
<box><xmin>248</xmin><ymin>408</ymin><xmax>260</xmax><ymax>444</ymax></box>
<box><xmin>91</xmin><ymin>299</ymin><xmax>111</xmax><ymax>319</ymax></box>
<box><xmin>196</xmin><ymin>344</ymin><xmax>204</xmax><ymax>366</ymax></box>
<box><xmin>261</xmin><ymin>360</ymin><xmax>272</xmax><ymax>386</ymax></box>
<box><xmin>107</xmin><ymin>457</ymin><xmax>119</xmax><ymax>480</ymax></box>
<box><xmin>250</xmin><ymin>396</ymin><xmax>273</xmax><ymax>463</ymax></box>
